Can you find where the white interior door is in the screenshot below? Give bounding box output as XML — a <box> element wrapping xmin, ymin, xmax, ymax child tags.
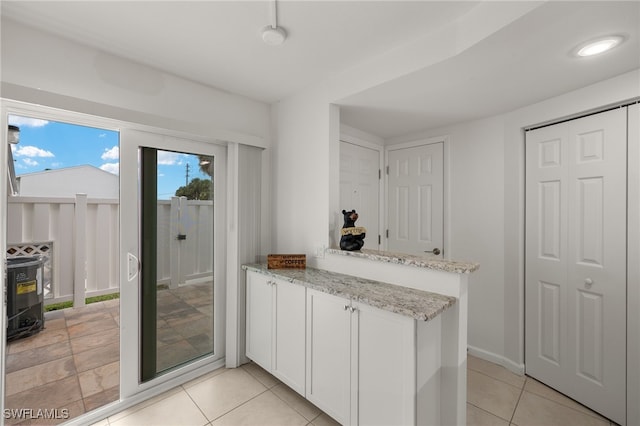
<box><xmin>340</xmin><ymin>141</ymin><xmax>380</xmax><ymax>249</ymax></box>
<box><xmin>525</xmin><ymin>108</ymin><xmax>627</xmax><ymax>424</ymax></box>
<box><xmin>387</xmin><ymin>142</ymin><xmax>443</xmax><ymax>256</ymax></box>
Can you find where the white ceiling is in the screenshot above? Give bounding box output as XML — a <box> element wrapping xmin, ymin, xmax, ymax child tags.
<box><xmin>339</xmin><ymin>1</ymin><xmax>640</xmax><ymax>138</ymax></box>
<box><xmin>2</xmin><ymin>1</ymin><xmax>639</xmax><ymax>140</ymax></box>
<box><xmin>0</xmin><ymin>0</ymin><xmax>479</xmax><ymax>103</ymax></box>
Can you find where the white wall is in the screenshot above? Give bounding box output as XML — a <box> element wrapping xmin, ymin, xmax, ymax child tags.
<box><xmin>386</xmin><ymin>115</ymin><xmax>506</xmax><ymax>359</ymax></box>
<box><xmin>271</xmin><ymin>85</ymin><xmax>333</xmax><ymax>255</ymax></box>
<box><xmin>1</xmin><ymin>18</ymin><xmax>270</xmax><ymax>146</ymax></box>
<box><xmin>17</xmin><ymin>166</ymin><xmax>118</xmax><ymax>198</ymax></box>
<box><xmin>270</xmin><ymin>3</ymin><xmax>536</xmax><ymax>260</ymax></box>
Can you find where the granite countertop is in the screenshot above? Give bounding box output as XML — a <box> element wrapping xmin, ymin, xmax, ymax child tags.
<box><xmin>326</xmin><ymin>248</ymin><xmax>480</xmax><ymax>274</ymax></box>
<box><xmin>243</xmin><ymin>263</ymin><xmax>456</xmax><ymax>321</ymax></box>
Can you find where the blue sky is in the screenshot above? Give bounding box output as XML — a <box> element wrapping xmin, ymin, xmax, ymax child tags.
<box><xmin>9</xmin><ymin>115</ymin><xmax>210</xmax><ymax>199</ymax></box>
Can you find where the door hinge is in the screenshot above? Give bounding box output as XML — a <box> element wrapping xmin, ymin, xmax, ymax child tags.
<box><xmin>386</xmin><ymin>229</ymin><xmax>389</xmax><ymax>238</ymax></box>
<box><xmin>386</xmin><ymin>165</ymin><xmax>389</xmax><ymax>175</ymax></box>
<box><xmin>379</xmin><ymin>169</ymin><xmax>382</xmax><ymax>179</ymax></box>
<box><xmin>378</xmin><ymin>235</ymin><xmax>381</xmax><ymax>245</ymax></box>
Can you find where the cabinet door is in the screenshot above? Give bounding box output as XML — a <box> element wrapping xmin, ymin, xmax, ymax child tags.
<box><xmin>354</xmin><ymin>305</ymin><xmax>416</xmax><ymax>425</ymax></box>
<box><xmin>356</xmin><ymin>302</ymin><xmax>416</xmax><ymax>426</ymax></box>
<box><xmin>306</xmin><ymin>289</ymin><xmax>352</xmax><ymax>425</ymax></box>
<box><xmin>245</xmin><ymin>272</ymin><xmax>273</xmax><ymax>370</ymax></box>
<box><xmin>273</xmin><ymin>278</ymin><xmax>306</xmax><ymax>395</ymax></box>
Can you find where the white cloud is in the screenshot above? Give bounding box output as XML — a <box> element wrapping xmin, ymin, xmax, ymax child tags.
<box><xmin>23</xmin><ymin>158</ymin><xmax>39</xmax><ymax>167</ymax></box>
<box><xmin>99</xmin><ymin>133</ymin><xmax>107</xmax><ymax>138</ymax></box>
<box><xmin>100</xmin><ymin>162</ymin><xmax>119</xmax><ymax>175</ymax></box>
<box><xmin>157</xmin><ymin>151</ymin><xmax>184</xmax><ymax>165</ymax></box>
<box><xmin>14</xmin><ymin>146</ymin><xmax>54</xmax><ymax>158</ymax></box>
<box><xmin>8</xmin><ymin>116</ymin><xmax>49</xmax><ymax>128</ymax></box>
<box><xmin>101</xmin><ymin>146</ymin><xmax>119</xmax><ymax>160</ymax></box>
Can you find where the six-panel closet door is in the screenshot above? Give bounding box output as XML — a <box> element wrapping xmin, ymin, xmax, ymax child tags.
<box><xmin>525</xmin><ymin>108</ymin><xmax>627</xmax><ymax>425</ymax></box>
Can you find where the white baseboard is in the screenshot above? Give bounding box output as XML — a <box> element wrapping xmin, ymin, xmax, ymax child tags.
<box><xmin>467</xmin><ymin>345</ymin><xmax>525</xmax><ymax>376</ymax></box>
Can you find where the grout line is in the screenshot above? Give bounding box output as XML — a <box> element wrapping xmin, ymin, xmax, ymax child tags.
<box><xmin>269</xmin><ymin>383</ymin><xmax>322</xmax><ymax>422</ymax></box>
<box><xmin>201</xmin><ymin>387</ymin><xmax>271</xmax><ymax>423</ymax></box>
<box><xmin>521</xmin><ymin>377</ymin><xmax>613</xmax><ymax>423</ymax></box>
<box><xmin>509</xmin><ymin>384</ymin><xmax>526</xmax><ymax>424</ymax></box>
<box><xmin>467</xmin><ymin>401</ymin><xmax>513</xmax><ymax>423</ymax></box>
<box><xmin>468</xmin><ymin>367</ymin><xmax>524</xmax><ymax>391</ymax></box>
<box><xmin>182</xmin><ymin>384</ymin><xmax>214</xmax><ymax>424</ymax></box>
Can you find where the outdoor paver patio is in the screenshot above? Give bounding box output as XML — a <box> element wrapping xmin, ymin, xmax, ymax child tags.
<box><xmin>5</xmin><ymin>299</ymin><xmax>119</xmax><ymax>425</ymax></box>
<box><xmin>4</xmin><ymin>281</ymin><xmax>213</xmax><ymax>425</ymax></box>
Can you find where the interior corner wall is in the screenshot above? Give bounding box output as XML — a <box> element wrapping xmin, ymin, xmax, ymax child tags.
<box><xmin>0</xmin><ymin>18</ymin><xmax>271</xmax><ymax>144</ymax></box>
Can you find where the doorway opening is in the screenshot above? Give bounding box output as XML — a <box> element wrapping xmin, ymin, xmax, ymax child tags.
<box><xmin>4</xmin><ymin>114</ymin><xmax>121</xmax><ymax>423</ymax></box>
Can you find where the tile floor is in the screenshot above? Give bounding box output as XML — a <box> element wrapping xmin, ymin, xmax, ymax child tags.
<box><xmin>85</xmin><ymin>355</ymin><xmax>618</xmax><ymax>426</ymax></box>
<box><xmin>5</xmin><ymin>291</ymin><xmax>619</xmax><ymax>426</ymax></box>
<box><xmin>466</xmin><ymin>355</ymin><xmax>618</xmax><ymax>426</ymax></box>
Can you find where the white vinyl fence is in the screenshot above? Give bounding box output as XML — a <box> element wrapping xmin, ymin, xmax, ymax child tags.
<box><xmin>7</xmin><ymin>194</ymin><xmax>213</xmax><ymax>307</ymax></box>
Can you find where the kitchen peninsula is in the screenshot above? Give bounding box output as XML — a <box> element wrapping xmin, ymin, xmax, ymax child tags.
<box><xmin>244</xmin><ymin>249</ymin><xmax>478</xmax><ymax>425</ymax></box>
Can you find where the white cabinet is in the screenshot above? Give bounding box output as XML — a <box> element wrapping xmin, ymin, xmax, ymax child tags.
<box><xmin>246</xmin><ymin>269</ymin><xmax>446</xmax><ymax>425</ymax></box>
<box><xmin>246</xmin><ymin>272</ymin><xmax>273</xmax><ymax>369</ymax></box>
<box><xmin>246</xmin><ymin>271</ymin><xmax>306</xmax><ymax>394</ymax></box>
<box><xmin>305</xmin><ymin>289</ymin><xmax>353</xmax><ymax>424</ymax></box>
<box><xmin>306</xmin><ymin>288</ymin><xmax>433</xmax><ymax>426</ymax></box>
<box><xmin>357</xmin><ymin>301</ymin><xmax>416</xmax><ymax>426</ymax></box>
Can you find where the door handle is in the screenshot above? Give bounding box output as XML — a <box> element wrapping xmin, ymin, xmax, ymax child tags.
<box><xmin>424</xmin><ymin>248</ymin><xmax>441</xmax><ymax>255</ymax></box>
<box><xmin>127</xmin><ymin>253</ymin><xmax>140</xmax><ymax>281</ymax></box>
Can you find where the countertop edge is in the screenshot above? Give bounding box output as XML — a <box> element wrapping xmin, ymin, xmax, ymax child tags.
<box><xmin>326</xmin><ymin>248</ymin><xmax>480</xmax><ymax>274</ymax></box>
<box><xmin>242</xmin><ymin>264</ymin><xmax>456</xmax><ymax>322</ymax></box>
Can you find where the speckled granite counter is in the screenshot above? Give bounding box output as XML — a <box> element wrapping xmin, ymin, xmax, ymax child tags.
<box><xmin>326</xmin><ymin>248</ymin><xmax>480</xmax><ymax>274</ymax></box>
<box><xmin>243</xmin><ymin>263</ymin><xmax>456</xmax><ymax>321</ymax></box>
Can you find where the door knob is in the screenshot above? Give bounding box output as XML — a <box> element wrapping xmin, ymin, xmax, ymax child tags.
<box><xmin>585</xmin><ymin>278</ymin><xmax>594</xmax><ymax>287</ymax></box>
<box><xmin>424</xmin><ymin>248</ymin><xmax>441</xmax><ymax>255</ymax></box>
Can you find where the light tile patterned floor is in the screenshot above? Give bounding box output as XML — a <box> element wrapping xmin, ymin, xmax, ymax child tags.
<box><xmin>88</xmin><ymin>355</ymin><xmax>619</xmax><ymax>426</ymax></box>
<box><xmin>466</xmin><ymin>355</ymin><xmax>618</xmax><ymax>426</ymax></box>
<box><xmin>92</xmin><ymin>363</ymin><xmax>339</xmax><ymax>426</ymax></box>
<box><xmin>6</xmin><ymin>297</ymin><xmax>621</xmax><ymax>426</ymax></box>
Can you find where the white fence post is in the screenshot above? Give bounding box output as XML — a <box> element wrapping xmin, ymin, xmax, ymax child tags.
<box><xmin>74</xmin><ymin>193</ymin><xmax>87</xmax><ymax>307</ymax></box>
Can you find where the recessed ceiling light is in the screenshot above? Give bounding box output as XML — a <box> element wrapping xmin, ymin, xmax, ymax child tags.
<box><xmin>576</xmin><ymin>36</ymin><xmax>624</xmax><ymax>57</ymax></box>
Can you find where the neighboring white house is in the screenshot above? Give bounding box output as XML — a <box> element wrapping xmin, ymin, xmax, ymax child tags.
<box><xmin>16</xmin><ymin>165</ymin><xmax>118</xmax><ymax>198</ymax></box>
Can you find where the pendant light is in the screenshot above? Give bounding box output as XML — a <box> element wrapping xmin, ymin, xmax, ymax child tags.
<box><xmin>261</xmin><ymin>0</ymin><xmax>287</xmax><ymax>46</ymax></box>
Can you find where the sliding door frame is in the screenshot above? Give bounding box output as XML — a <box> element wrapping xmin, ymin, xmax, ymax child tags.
<box><xmin>119</xmin><ymin>129</ymin><xmax>227</xmax><ymax>399</ymax></box>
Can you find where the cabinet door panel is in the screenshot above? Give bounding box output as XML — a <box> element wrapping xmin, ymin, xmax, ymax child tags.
<box><xmin>306</xmin><ymin>289</ymin><xmax>351</xmax><ymax>425</ymax></box>
<box><xmin>245</xmin><ymin>272</ymin><xmax>273</xmax><ymax>370</ymax></box>
<box><xmin>357</xmin><ymin>303</ymin><xmax>415</xmax><ymax>426</ymax></box>
<box><xmin>273</xmin><ymin>279</ymin><xmax>306</xmax><ymax>395</ymax></box>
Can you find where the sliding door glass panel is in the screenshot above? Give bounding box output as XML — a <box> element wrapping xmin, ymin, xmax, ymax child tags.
<box><xmin>140</xmin><ymin>148</ymin><xmax>214</xmax><ymax>382</ymax></box>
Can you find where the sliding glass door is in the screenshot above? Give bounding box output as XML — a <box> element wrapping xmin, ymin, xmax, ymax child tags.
<box><xmin>120</xmin><ymin>130</ymin><xmax>225</xmax><ymax>396</ymax></box>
